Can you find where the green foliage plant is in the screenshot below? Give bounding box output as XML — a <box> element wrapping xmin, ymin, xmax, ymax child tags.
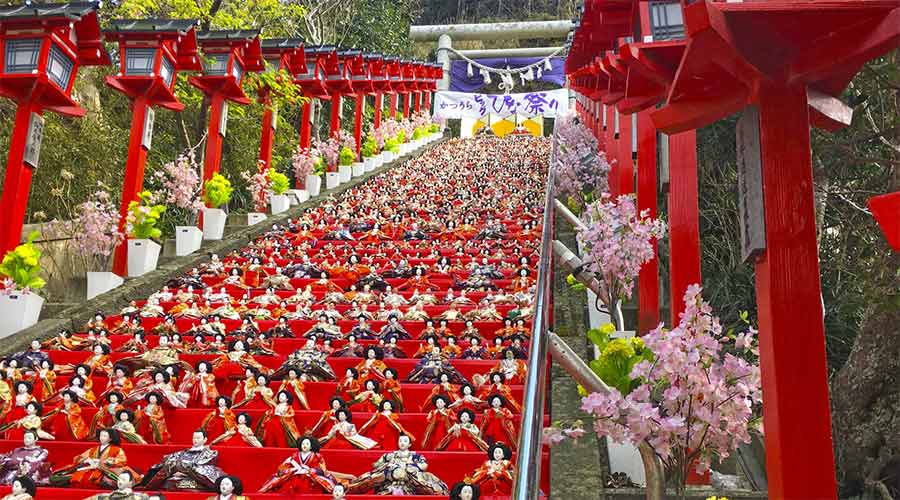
<box><xmin>581</xmin><ymin>323</ymin><xmax>654</xmax><ymax>396</ymax></box>
<box><xmin>412</xmin><ymin>127</ymin><xmax>425</xmax><ymax>140</ymax></box>
<box><xmin>203</xmin><ymin>173</ymin><xmax>233</xmax><ymax>208</ymax></box>
<box><xmin>126</xmin><ymin>191</ymin><xmax>167</xmax><ymax>240</ymax></box>
<box><xmin>339</xmin><ymin>146</ymin><xmax>356</xmax><ymax>166</ymax></box>
<box><xmin>396</xmin><ymin>130</ymin><xmax>406</xmax><ymax>143</ymax></box>
<box><xmin>0</xmin><ymin>232</ymin><xmax>46</xmax><ymax>291</ymax></box>
<box><xmin>313</xmin><ymin>157</ymin><xmax>326</xmax><ymax>176</ymax></box>
<box><xmin>269</xmin><ymin>168</ymin><xmax>290</xmax><ymax>195</ymax></box>
<box><xmin>361</xmin><ymin>137</ymin><xmax>378</xmax><ymax>158</ymax></box>
<box><xmin>385</xmin><ymin>138</ymin><xmax>400</xmax><ymax>154</ymax></box>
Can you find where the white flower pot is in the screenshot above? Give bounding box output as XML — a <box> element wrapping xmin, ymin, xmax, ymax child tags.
<box><xmin>286</xmin><ymin>189</ymin><xmax>309</xmax><ymax>204</ymax></box>
<box><xmin>306</xmin><ymin>175</ymin><xmax>322</xmax><ymax>197</ymax></box>
<box><xmin>383</xmin><ymin>151</ymin><xmax>395</xmax><ymax>163</ymax></box>
<box><xmin>352</xmin><ymin>162</ymin><xmax>365</xmax><ymax>177</ymax></box>
<box><xmin>338</xmin><ymin>165</ymin><xmax>352</xmax><ymax>183</ymax></box>
<box><xmin>399</xmin><ymin>143</ymin><xmax>409</xmax><ymax>155</ymax></box>
<box><xmin>127</xmin><ymin>239</ymin><xmax>161</xmax><ymax>277</ymax></box>
<box><xmin>175</xmin><ymin>226</ymin><xmax>203</xmax><ymax>256</ymax></box>
<box><xmin>325</xmin><ymin>172</ymin><xmax>340</xmax><ymax>190</ymax></box>
<box><xmin>284</xmin><ymin>189</ymin><xmax>299</xmax><ymax>205</ymax></box>
<box><xmin>247</xmin><ymin>212</ymin><xmax>267</xmax><ymax>226</ymax></box>
<box><xmin>0</xmin><ymin>291</ymin><xmax>44</xmax><ymax>338</ymax></box>
<box><xmin>363</xmin><ymin>157</ymin><xmax>376</xmax><ymax>172</ymax></box>
<box><xmin>270</xmin><ymin>194</ymin><xmax>290</xmax><ymax>215</ymax></box>
<box><xmin>202</xmin><ymin>208</ymin><xmax>227</xmax><ymax>240</ymax></box>
<box><xmin>86</xmin><ymin>271</ymin><xmax>124</xmax><ymax>300</ymax></box>
<box><xmin>374</xmin><ymin>155</ymin><xmax>384</xmax><ymax>168</ymax></box>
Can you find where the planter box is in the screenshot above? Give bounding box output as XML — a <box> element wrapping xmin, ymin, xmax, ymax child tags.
<box><xmin>382</xmin><ymin>151</ymin><xmax>394</xmax><ymax>163</ymax></box>
<box><xmin>270</xmin><ymin>194</ymin><xmax>290</xmax><ymax>215</ymax></box>
<box><xmin>0</xmin><ymin>291</ymin><xmax>44</xmax><ymax>338</ymax></box>
<box><xmin>399</xmin><ymin>143</ymin><xmax>409</xmax><ymax>155</ymax></box>
<box><xmin>202</xmin><ymin>208</ymin><xmax>227</xmax><ymax>240</ymax></box>
<box><xmin>325</xmin><ymin>172</ymin><xmax>340</xmax><ymax>190</ymax></box>
<box><xmin>352</xmin><ymin>162</ymin><xmax>365</xmax><ymax>177</ymax></box>
<box><xmin>127</xmin><ymin>239</ymin><xmax>161</xmax><ymax>277</ymax></box>
<box><xmin>175</xmin><ymin>226</ymin><xmax>203</xmax><ymax>256</ymax></box>
<box><xmin>374</xmin><ymin>155</ymin><xmax>384</xmax><ymax>168</ymax></box>
<box><xmin>86</xmin><ymin>271</ymin><xmax>124</xmax><ymax>300</ymax></box>
<box><xmin>363</xmin><ymin>157</ymin><xmax>376</xmax><ymax>172</ymax></box>
<box><xmin>286</xmin><ymin>189</ymin><xmax>309</xmax><ymax>204</ymax></box>
<box><xmin>306</xmin><ymin>175</ymin><xmax>322</xmax><ymax>197</ymax></box>
<box><xmin>247</xmin><ymin>213</ymin><xmax>267</xmax><ymax>226</ymax></box>
<box><xmin>338</xmin><ymin>165</ymin><xmax>352</xmax><ymax>183</ymax></box>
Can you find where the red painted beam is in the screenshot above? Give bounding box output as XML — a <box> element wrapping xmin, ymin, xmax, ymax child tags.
<box><xmin>111</xmin><ymin>97</ymin><xmax>151</xmax><ymax>276</ymax></box>
<box><xmin>666</xmin><ymin>130</ymin><xmax>701</xmax><ymax>324</ymax></box>
<box><xmin>636</xmin><ymin>109</ymin><xmax>659</xmax><ymax>334</ymax></box>
<box><xmin>0</xmin><ymin>102</ymin><xmax>42</xmax><ymax>259</ymax></box>
<box><xmin>299</xmin><ymin>100</ymin><xmax>313</xmax><ymax>150</ymax></box>
<box><xmin>754</xmin><ymin>84</ymin><xmax>837</xmax><ymax>499</ymax></box>
<box><xmin>402</xmin><ymin>92</ymin><xmax>411</xmax><ymax>119</ymax></box>
<box><xmin>423</xmin><ymin>91</ymin><xmax>432</xmax><ymax>115</ymax></box>
<box><xmin>868</xmin><ymin>191</ymin><xmax>900</xmax><ymax>251</ymax></box>
<box><xmin>414</xmin><ymin>91</ymin><xmax>422</xmax><ymax>114</ymax></box>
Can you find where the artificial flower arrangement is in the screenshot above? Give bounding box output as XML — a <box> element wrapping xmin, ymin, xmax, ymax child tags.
<box><xmin>312</xmin><ymin>137</ymin><xmax>340</xmax><ymax>170</ymax></box>
<box><xmin>269</xmin><ymin>168</ymin><xmax>290</xmax><ymax>195</ymax></box>
<box><xmin>291</xmin><ymin>147</ymin><xmax>319</xmax><ymax>181</ymax></box>
<box><xmin>338</xmin><ymin>146</ymin><xmax>356</xmax><ymax>166</ymax></box>
<box><xmin>554</xmin><ymin>110</ymin><xmax>612</xmax><ymax>214</ymax></box>
<box><xmin>242</xmin><ymin>162</ymin><xmax>272</xmax><ymax>213</ymax></box>
<box><xmin>203</xmin><ymin>173</ymin><xmax>233</xmax><ymax>209</ymax></box>
<box><xmin>0</xmin><ymin>232</ymin><xmax>46</xmax><ymax>293</ymax></box>
<box><xmin>384</xmin><ymin>137</ymin><xmax>401</xmax><ymax>154</ymax></box>
<box><xmin>361</xmin><ymin>136</ymin><xmax>379</xmax><ymax>158</ymax></box>
<box><xmin>125</xmin><ymin>191</ymin><xmax>167</xmax><ymax>240</ymax></box>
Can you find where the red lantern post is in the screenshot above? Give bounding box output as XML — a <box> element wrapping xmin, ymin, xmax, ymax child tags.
<box><xmin>294</xmin><ymin>47</ymin><xmax>328</xmax><ymax>154</ymax></box>
<box><xmin>258</xmin><ymin>38</ymin><xmax>305</xmax><ymax>172</ymax></box>
<box><xmin>105</xmin><ymin>19</ymin><xmax>202</xmax><ymax>276</ymax></box>
<box><xmin>0</xmin><ymin>2</ymin><xmax>110</xmax><ymax>257</ymax></box>
<box><xmin>346</xmin><ymin>51</ymin><xmax>373</xmax><ymax>160</ymax></box>
<box><xmin>367</xmin><ymin>55</ymin><xmax>388</xmax><ymax>129</ymax></box>
<box><xmin>385</xmin><ymin>57</ymin><xmax>401</xmax><ymax>119</ymax></box>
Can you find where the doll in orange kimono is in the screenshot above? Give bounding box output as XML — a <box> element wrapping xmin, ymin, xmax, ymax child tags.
<box><xmin>436</xmin><ymin>409</ymin><xmax>488</xmax><ymax>452</ymax></box>
<box><xmin>0</xmin><ymin>401</ymin><xmax>54</xmax><ymax>441</ymax></box>
<box><xmin>29</xmin><ymin>360</ymin><xmax>56</xmax><ymax>403</ymax></box>
<box><xmin>135</xmin><ymin>391</ymin><xmax>171</xmax><ymax>444</ymax></box>
<box><xmin>480</xmin><ymin>395</ymin><xmax>517</xmax><ymax>450</ymax></box>
<box><xmin>259</xmin><ymin>436</ymin><xmax>340</xmax><ymax>494</ymax></box>
<box><xmin>257</xmin><ymin>390</ymin><xmax>303</xmax><ymax>448</ymax></box>
<box><xmin>320</xmin><ymin>409</ymin><xmax>378</xmax><ymax>450</ymax></box>
<box><xmin>233</xmin><ymin>374</ymin><xmax>275</xmax><ymax>410</ymax></box>
<box><xmin>420</xmin><ymin>373</ymin><xmax>460</xmax><ymax>411</ymax></box>
<box><xmin>420</xmin><ymin>394</ymin><xmax>454</xmax><ymax>450</ymax></box>
<box><xmin>178</xmin><ymin>361</ymin><xmax>220</xmax><ymax>408</ymax></box>
<box><xmin>95</xmin><ymin>365</ymin><xmax>134</xmax><ymax>403</ymax></box>
<box><xmin>477</xmin><ymin>372</ymin><xmax>522</xmax><ymax>413</ymax></box>
<box><xmin>44</xmin><ymin>390</ymin><xmax>89</xmax><ymax>441</ymax></box>
<box><xmin>348</xmin><ymin>379</ymin><xmax>384</xmax><ymax>413</ymax></box>
<box><xmin>359</xmin><ymin>400</ymin><xmax>416</xmax><ymax>451</ymax></box>
<box><xmin>307</xmin><ymin>397</ymin><xmax>347</xmax><ymax>438</ymax></box>
<box><xmin>4</xmin><ymin>381</ymin><xmax>36</xmax><ymax>425</ymax></box>
<box><xmin>211</xmin><ymin>340</ymin><xmax>271</xmax><ymax>381</ymax></box>
<box><xmin>277</xmin><ymin>368</ymin><xmax>311</xmax><ymax>410</ymax></box>
<box><xmin>354</xmin><ymin>347</ymin><xmax>389</xmax><ymax>384</ymax></box>
<box><xmin>464</xmin><ymin>443</ymin><xmax>515</xmax><ymax>495</ymax></box>
<box><xmin>335</xmin><ymin>368</ymin><xmax>361</xmax><ymax>402</ymax></box>
<box><xmin>381</xmin><ymin>368</ymin><xmax>404</xmax><ymax>412</ymax></box>
<box><xmin>209</xmin><ymin>411</ymin><xmax>263</xmax><ymax>447</ymax></box>
<box><xmin>90</xmin><ymin>391</ymin><xmax>126</xmax><ymax>436</ymax></box>
<box><xmin>50</xmin><ymin>428</ymin><xmax>142</xmax><ymax>489</ymax></box>
<box><xmin>200</xmin><ymin>396</ymin><xmax>236</xmax><ymax>439</ymax></box>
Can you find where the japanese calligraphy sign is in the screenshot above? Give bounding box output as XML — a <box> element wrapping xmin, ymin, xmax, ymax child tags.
<box><xmin>434</xmin><ymin>89</ymin><xmax>569</xmax><ymax>120</ymax></box>
<box><xmin>23</xmin><ymin>113</ymin><xmax>44</xmax><ymax>169</ymax></box>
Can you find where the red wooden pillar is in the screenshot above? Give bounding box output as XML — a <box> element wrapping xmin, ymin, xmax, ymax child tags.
<box><xmin>258</xmin><ymin>106</ymin><xmax>276</xmax><ymax>171</ymax></box>
<box><xmin>329</xmin><ymin>95</ymin><xmax>342</xmax><ymax>136</ymax></box>
<box><xmin>413</xmin><ymin>91</ymin><xmax>421</xmax><ymax>113</ymax></box>
<box><xmin>202</xmin><ymin>93</ymin><xmax>228</xmax><ymax>189</ymax></box>
<box><xmin>111</xmin><ymin>96</ymin><xmax>151</xmax><ymax>276</ymax></box>
<box><xmin>666</xmin><ymin>130</ymin><xmax>701</xmax><ymax>324</ymax></box>
<box><xmin>402</xmin><ymin>92</ymin><xmax>411</xmax><ymax>118</ymax></box>
<box><xmin>605</xmin><ymin>106</ymin><xmax>618</xmax><ymax>194</ymax></box>
<box><xmin>617</xmin><ymin>112</ymin><xmax>634</xmax><ymax>195</ymax></box>
<box><xmin>754</xmin><ymin>84</ymin><xmax>836</xmax><ymax>498</ymax></box>
<box><xmin>636</xmin><ymin>109</ymin><xmax>659</xmax><ymax>334</ymax></box>
<box><xmin>423</xmin><ymin>91</ymin><xmax>432</xmax><ymax>114</ymax></box>
<box><xmin>354</xmin><ymin>93</ymin><xmax>364</xmax><ymax>159</ymax></box>
<box><xmin>389</xmin><ymin>93</ymin><xmax>398</xmax><ymax>119</ymax></box>
<box><xmin>0</xmin><ymin>101</ymin><xmax>42</xmax><ymax>258</ymax></box>
<box><xmin>374</xmin><ymin>93</ymin><xmax>383</xmax><ymax>128</ymax></box>
<box><xmin>299</xmin><ymin>100</ymin><xmax>313</xmax><ymax>150</ymax></box>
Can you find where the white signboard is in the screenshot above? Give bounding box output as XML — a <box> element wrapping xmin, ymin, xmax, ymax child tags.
<box><xmin>142</xmin><ymin>107</ymin><xmax>155</xmax><ymax>150</ymax></box>
<box><xmin>23</xmin><ymin>113</ymin><xmax>44</xmax><ymax>168</ymax></box>
<box><xmin>434</xmin><ymin>89</ymin><xmax>569</xmax><ymax>120</ymax></box>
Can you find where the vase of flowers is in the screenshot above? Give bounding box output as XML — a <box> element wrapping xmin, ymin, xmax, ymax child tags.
<box><xmin>0</xmin><ymin>232</ymin><xmax>46</xmax><ymax>337</ymax></box>
<box><xmin>362</xmin><ymin>135</ymin><xmax>378</xmax><ymax>172</ymax></box>
<box><xmin>202</xmin><ymin>173</ymin><xmax>232</xmax><ymax>240</ymax></box>
<box><xmin>153</xmin><ymin>153</ymin><xmax>206</xmax><ymax>257</ymax></box>
<box><xmin>125</xmin><ymin>191</ymin><xmax>166</xmax><ymax>277</ymax></box>
<box><xmin>307</xmin><ymin>157</ymin><xmax>324</xmax><ymax>197</ymax></box>
<box><xmin>269</xmin><ymin>168</ymin><xmax>291</xmax><ymax>214</ymax></box>
<box><xmin>338</xmin><ymin>146</ymin><xmax>354</xmax><ymax>183</ymax></box>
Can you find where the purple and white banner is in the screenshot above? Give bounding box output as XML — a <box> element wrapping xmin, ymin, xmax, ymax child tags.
<box><xmin>434</xmin><ymin>89</ymin><xmax>568</xmax><ymax>120</ymax></box>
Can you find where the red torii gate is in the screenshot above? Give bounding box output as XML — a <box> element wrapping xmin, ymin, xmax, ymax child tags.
<box><xmin>344</xmin><ymin>50</ymin><xmax>372</xmax><ymax>160</ymax></box>
<box><xmin>257</xmin><ymin>38</ymin><xmax>305</xmax><ymax>172</ymax></box>
<box><xmin>385</xmin><ymin>57</ymin><xmax>402</xmax><ymax>119</ymax></box>
<box><xmin>399</xmin><ymin>60</ymin><xmax>417</xmax><ymax>119</ymax></box>
<box><xmin>0</xmin><ymin>2</ymin><xmax>109</xmax><ymax>258</ymax></box>
<box><xmin>105</xmin><ymin>19</ymin><xmax>201</xmax><ymax>276</ymax></box>
<box><xmin>367</xmin><ymin>54</ymin><xmax>389</xmax><ymax>129</ymax></box>
<box><xmin>294</xmin><ymin>46</ymin><xmax>328</xmax><ymax>154</ymax></box>
<box><xmin>190</xmin><ymin>30</ymin><xmax>264</xmax><ymax>199</ymax></box>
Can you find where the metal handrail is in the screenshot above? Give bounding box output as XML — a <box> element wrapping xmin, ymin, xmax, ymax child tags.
<box><xmin>511</xmin><ymin>133</ymin><xmax>558</xmax><ymax>499</ymax></box>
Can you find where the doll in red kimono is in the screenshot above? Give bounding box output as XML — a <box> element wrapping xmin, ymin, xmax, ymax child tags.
<box><xmin>135</xmin><ymin>391</ymin><xmax>171</xmax><ymax>444</ymax></box>
<box><xmin>420</xmin><ymin>394</ymin><xmax>454</xmax><ymax>451</ymax></box>
<box><xmin>259</xmin><ymin>436</ymin><xmax>340</xmax><ymax>494</ymax></box>
<box><xmin>209</xmin><ymin>411</ymin><xmax>263</xmax><ymax>447</ymax></box>
<box><xmin>44</xmin><ymin>389</ymin><xmax>89</xmax><ymax>441</ymax></box>
<box><xmin>464</xmin><ymin>442</ymin><xmax>515</xmax><ymax>495</ymax></box>
<box><xmin>178</xmin><ymin>360</ymin><xmax>220</xmax><ymax>408</ymax></box>
<box><xmin>436</xmin><ymin>409</ymin><xmax>488</xmax><ymax>452</ymax></box>
<box><xmin>308</xmin><ymin>396</ymin><xmax>347</xmax><ymax>438</ymax></box>
<box><xmin>257</xmin><ymin>390</ymin><xmax>303</xmax><ymax>448</ymax></box>
<box><xmin>479</xmin><ymin>394</ymin><xmax>517</xmax><ymax>450</ymax></box>
<box><xmin>358</xmin><ymin>399</ymin><xmax>416</xmax><ymax>451</ymax></box>
<box><xmin>50</xmin><ymin>428</ymin><xmax>142</xmax><ymax>488</ymax></box>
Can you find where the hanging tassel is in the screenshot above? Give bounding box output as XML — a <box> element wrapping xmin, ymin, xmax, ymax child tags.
<box><xmin>525</xmin><ymin>67</ymin><xmax>535</xmax><ymax>80</ymax></box>
<box><xmin>544</xmin><ymin>58</ymin><xmax>552</xmax><ymax>71</ymax></box>
<box><xmin>467</xmin><ymin>62</ymin><xmax>474</xmax><ymax>78</ymax></box>
<box><xmin>536</xmin><ymin>67</ymin><xmax>543</xmax><ymax>79</ymax></box>
<box><xmin>484</xmin><ymin>71</ymin><xmax>492</xmax><ymax>84</ymax></box>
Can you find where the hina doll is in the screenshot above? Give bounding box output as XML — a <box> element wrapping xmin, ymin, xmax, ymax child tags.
<box><xmin>209</xmin><ymin>412</ymin><xmax>263</xmax><ymax>447</ymax></box>
<box><xmin>257</xmin><ymin>390</ymin><xmax>302</xmax><ymax>448</ymax></box>
<box><xmin>493</xmin><ymin>319</ymin><xmax>516</xmax><ymax>341</ymax></box>
<box><xmin>413</xmin><ymin>335</ymin><xmax>440</xmax><ymax>359</ymax></box>
<box><xmin>41</xmin><ymin>329</ymin><xmax>85</xmax><ymax>351</ymax></box>
<box><xmin>303</xmin><ymin>315</ymin><xmax>342</xmax><ymax>341</ymax></box>
<box><xmin>211</xmin><ymin>339</ymin><xmax>271</xmax><ymax>380</ymax></box>
<box><xmin>477</xmin><ymin>373</ymin><xmax>522</xmax><ymax>412</ymax></box>
<box><xmin>44</xmin><ymin>390</ymin><xmax>89</xmax><ymax>441</ymax></box>
<box><xmin>308</xmin><ymin>397</ymin><xmax>346</xmax><ymax>438</ymax></box>
<box><xmin>402</xmin><ymin>302</ymin><xmax>431</xmax><ymax>321</ymax></box>
<box><xmin>488</xmin><ymin>337</ymin><xmax>506</xmax><ymax>359</ymax></box>
<box><xmin>28</xmin><ymin>360</ymin><xmax>55</xmax><ymax>403</ymax></box>
<box><xmin>139</xmin><ymin>429</ymin><xmax>227</xmax><ymax>491</ymax></box>
<box><xmin>111</xmin><ymin>409</ymin><xmax>146</xmax><ymax>444</ymax></box>
<box><xmin>209</xmin><ymin>475</ymin><xmax>250</xmax><ymax>500</ymax></box>
<box><xmin>0</xmin><ymin>431</ymin><xmax>51</xmax><ymax>485</ymax></box>
<box><xmin>347</xmin><ymin>435</ymin><xmax>448</xmax><ymax>495</ymax></box>
<box><xmin>97</xmin><ymin>365</ymin><xmax>134</xmax><ymax>403</ymax></box>
<box><xmin>460</xmin><ymin>337</ymin><xmax>489</xmax><ymax>360</ymax></box>
<box><xmin>377</xmin><ymin>316</ymin><xmax>411</xmax><ymax>341</ymax></box>
<box><xmin>355</xmin><ymin>347</ymin><xmax>389</xmax><ymax>383</ymax></box>
<box><xmin>359</xmin><ymin>400</ymin><xmax>415</xmax><ymax>450</ymax></box>
<box><xmin>443</xmin><ymin>336</ymin><xmax>463</xmax><ymax>359</ymax></box>
<box><xmin>179</xmin><ymin>361</ymin><xmax>221</xmax><ymax>408</ymax></box>
<box><xmin>406</xmin><ymin>347</ymin><xmax>468</xmax><ymax>384</ymax></box>
<box><xmin>276</xmin><ymin>341</ymin><xmax>337</xmax><ymax>381</ymax></box>
<box><xmin>420</xmin><ymin>373</ymin><xmax>461</xmax><ymax>411</ymax></box>
<box><xmin>116</xmin><ymin>335</ymin><xmax>188</xmax><ymax>375</ymax></box>
<box><xmin>10</xmin><ymin>341</ymin><xmax>49</xmax><ymax>371</ymax></box>
<box><xmin>233</xmin><ymin>373</ymin><xmax>274</xmax><ymax>409</ymax></box>
<box><xmin>381</xmin><ymin>336</ymin><xmax>408</xmax><ymax>359</ymax></box>
<box><xmin>382</xmin><ymin>368</ymin><xmax>404</xmax><ymax>411</ymax></box>
<box><xmin>397</xmin><ymin>268</ymin><xmax>439</xmax><ymax>292</ymax></box>
<box><xmin>83</xmin><ymin>470</ymin><xmax>149</xmax><ymax>499</ymax></box>
<box><xmin>450</xmin><ymin>384</ymin><xmax>487</xmax><ymax>413</ymax></box>
<box><xmin>420</xmin><ymin>395</ymin><xmax>454</xmax><ymax>450</ymax></box>
<box><xmin>4</xmin><ymin>382</ymin><xmax>36</xmax><ymax>424</ymax></box>
<box><xmin>464</xmin><ymin>443</ymin><xmax>514</xmax><ymax>495</ymax></box>
<box><xmin>437</xmin><ymin>303</ymin><xmax>463</xmax><ymax>322</ymax></box>
<box><xmin>267</xmin><ymin>316</ymin><xmax>295</xmax><ymax>338</ymax></box>
<box><xmin>115</xmin><ymin>331</ymin><xmax>148</xmax><ymax>354</ymax></box>
<box><xmin>230</xmin><ymin>368</ymin><xmax>259</xmax><ymax>404</ymax></box>
<box><xmin>277</xmin><ymin>368</ymin><xmax>311</xmax><ymax>410</ymax></box>
<box><xmin>460</xmin><ymin>320</ymin><xmax>482</xmax><ymax>340</ymax></box>
<box><xmin>436</xmin><ymin>409</ymin><xmax>488</xmax><ymax>452</ymax></box>
<box><xmin>450</xmin><ymin>482</ymin><xmax>481</xmax><ymax>500</ymax></box>
<box><xmin>348</xmin><ymin>379</ymin><xmax>383</xmax><ymax>413</ymax></box>
<box><xmin>320</xmin><ymin>408</ymin><xmax>378</xmax><ymax>450</ymax></box>
<box><xmin>417</xmin><ymin>320</ymin><xmax>439</xmax><ymax>341</ymax></box>
<box><xmin>1</xmin><ymin>475</ymin><xmax>36</xmax><ymax>500</ymax></box>
<box><xmin>333</xmin><ymin>334</ymin><xmax>365</xmax><ymax>358</ymax></box>
<box><xmin>480</xmin><ymin>395</ymin><xmax>517</xmax><ymax>449</ymax></box>
<box><xmin>150</xmin><ymin>316</ymin><xmax>180</xmax><ymax>336</ymax></box>
<box><xmin>259</xmin><ymin>436</ymin><xmax>341</xmax><ymax>494</ymax></box>
<box><xmin>186</xmin><ymin>334</ymin><xmax>211</xmax><ymax>354</ymax></box>
<box><xmin>135</xmin><ymin>392</ymin><xmax>171</xmax><ymax>444</ymax></box>
<box><xmin>349</xmin><ymin>317</ymin><xmax>376</xmax><ymax>340</ymax></box>
<box><xmin>0</xmin><ymin>402</ymin><xmax>53</xmax><ymax>441</ymax></box>
<box><xmin>489</xmin><ymin>348</ymin><xmax>528</xmax><ymax>385</ymax></box>
<box><xmin>57</xmin><ymin>344</ymin><xmax>112</xmax><ymax>377</ymax></box>
<box><xmin>124</xmin><ymin>370</ymin><xmax>188</xmax><ymax>409</ymax></box>
<box><xmin>435</xmin><ymin>319</ymin><xmax>453</xmax><ymax>339</ymax></box>
<box><xmin>90</xmin><ymin>391</ymin><xmax>126</xmax><ymax>435</ymax></box>
<box><xmin>200</xmin><ymin>396</ymin><xmax>236</xmax><ymax>439</ymax></box>
<box><xmin>50</xmin><ymin>428</ymin><xmax>142</xmax><ymax>489</ymax></box>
